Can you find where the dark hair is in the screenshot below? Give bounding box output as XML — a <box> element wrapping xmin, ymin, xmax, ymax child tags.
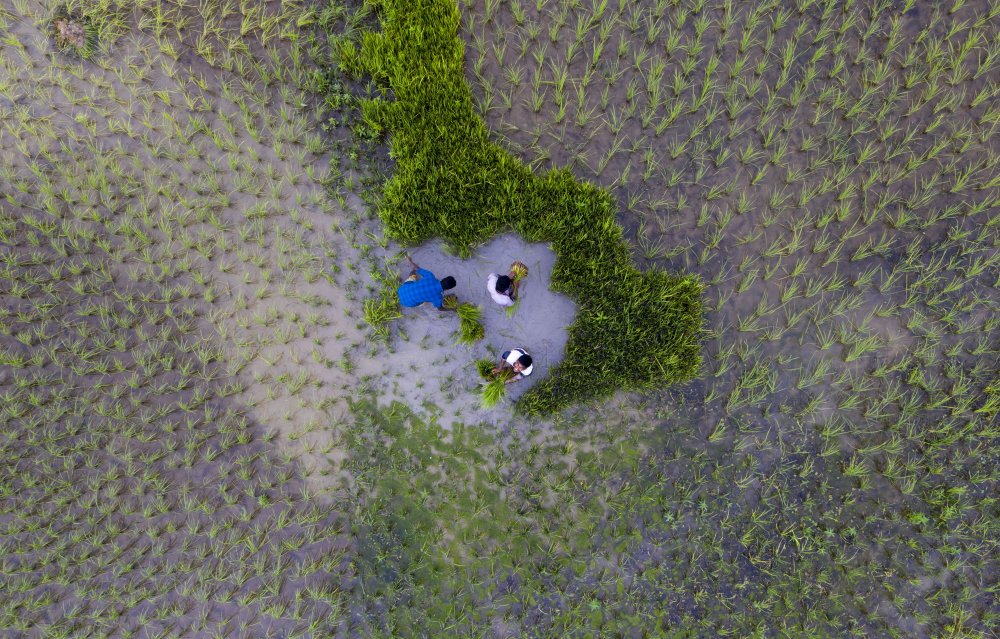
<box><xmin>495</xmin><ymin>275</ymin><xmax>512</xmax><ymax>294</ymax></box>
<box><xmin>517</xmin><ymin>354</ymin><xmax>532</xmax><ymax>369</ymax></box>
<box><xmin>441</xmin><ymin>276</ymin><xmax>456</xmax><ymax>290</ymax></box>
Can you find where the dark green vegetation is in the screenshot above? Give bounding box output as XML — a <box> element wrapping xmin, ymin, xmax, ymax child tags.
<box><xmin>338</xmin><ymin>0</ymin><xmax>705</xmax><ymax>414</ymax></box>
<box><xmin>1</xmin><ymin>0</ymin><xmax>998</xmax><ymax>638</ymax></box>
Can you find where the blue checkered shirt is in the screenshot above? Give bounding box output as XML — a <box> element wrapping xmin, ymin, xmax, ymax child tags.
<box><xmin>397</xmin><ymin>268</ymin><xmax>444</xmax><ymax>308</ymax></box>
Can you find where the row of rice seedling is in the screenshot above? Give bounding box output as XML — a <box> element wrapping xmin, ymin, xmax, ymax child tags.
<box><xmin>1</xmin><ymin>0</ymin><xmax>373</xmax><ymax>635</ymax></box>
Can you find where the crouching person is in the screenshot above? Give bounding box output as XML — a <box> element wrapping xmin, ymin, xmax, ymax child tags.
<box><xmin>491</xmin><ymin>347</ymin><xmax>533</xmax><ymax>384</ymax></box>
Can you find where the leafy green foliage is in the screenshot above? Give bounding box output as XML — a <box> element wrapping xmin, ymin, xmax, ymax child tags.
<box><xmin>338</xmin><ymin>0</ymin><xmax>703</xmax><ymax>413</ymax></box>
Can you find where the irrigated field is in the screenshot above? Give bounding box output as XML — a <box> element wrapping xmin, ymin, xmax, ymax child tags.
<box><xmin>1</xmin><ymin>0</ymin><xmax>997</xmax><ymax>638</ymax></box>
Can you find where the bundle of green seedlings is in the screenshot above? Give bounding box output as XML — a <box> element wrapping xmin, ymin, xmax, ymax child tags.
<box><xmin>363</xmin><ymin>261</ymin><xmax>404</xmax><ymax>341</ymax></box>
<box><xmin>475</xmin><ymin>357</ymin><xmax>510</xmax><ymax>407</ymax></box>
<box><xmin>338</xmin><ymin>0</ymin><xmax>703</xmax><ymax>414</ymax></box>
<box><xmin>502</xmin><ymin>260</ymin><xmax>527</xmax><ymax>318</ymax></box>
<box><xmin>455</xmin><ymin>301</ymin><xmax>485</xmax><ymax>344</ymax></box>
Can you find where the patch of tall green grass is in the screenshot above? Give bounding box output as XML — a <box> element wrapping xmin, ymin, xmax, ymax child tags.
<box><xmin>336</xmin><ymin>0</ymin><xmax>703</xmax><ymax>414</ymax></box>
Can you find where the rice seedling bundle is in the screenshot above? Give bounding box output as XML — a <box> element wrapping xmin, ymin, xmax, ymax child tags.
<box><xmin>456</xmin><ymin>302</ymin><xmax>485</xmax><ymax>344</ymax></box>
<box><xmin>475</xmin><ymin>357</ymin><xmax>494</xmax><ymax>379</ymax></box>
<box><xmin>509</xmin><ymin>260</ymin><xmax>528</xmax><ymax>280</ymax></box>
<box><xmin>480</xmin><ymin>367</ymin><xmax>512</xmax><ymax>408</ymax></box>
<box><xmin>50</xmin><ymin>6</ymin><xmax>99</xmax><ymax>58</ymax></box>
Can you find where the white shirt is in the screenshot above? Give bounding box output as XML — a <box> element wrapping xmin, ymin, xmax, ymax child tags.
<box><xmin>486</xmin><ymin>273</ymin><xmax>515</xmax><ymax>306</ymax></box>
<box><xmin>505</xmin><ymin>348</ymin><xmax>533</xmax><ymax>377</ymax></box>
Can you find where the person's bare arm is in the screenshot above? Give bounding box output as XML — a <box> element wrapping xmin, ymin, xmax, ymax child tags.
<box><xmin>504</xmin><ymin>373</ymin><xmax>522</xmax><ymax>384</ymax></box>
<box><xmin>400</xmin><ymin>255</ymin><xmax>419</xmax><ymax>278</ymax></box>
<box><xmin>510</xmin><ymin>279</ymin><xmax>520</xmax><ymax>301</ymax></box>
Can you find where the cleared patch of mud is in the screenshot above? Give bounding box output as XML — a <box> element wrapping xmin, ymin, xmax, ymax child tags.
<box><xmin>355</xmin><ymin>234</ymin><xmax>578</xmax><ymax>426</ymax></box>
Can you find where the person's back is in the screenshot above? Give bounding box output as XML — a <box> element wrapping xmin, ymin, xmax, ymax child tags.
<box><xmin>398</xmin><ymin>268</ymin><xmax>444</xmax><ymax>308</ymax></box>
<box><xmin>492</xmin><ymin>348</ymin><xmax>533</xmax><ymax>383</ymax></box>
<box><xmin>397</xmin><ymin>257</ymin><xmax>457</xmax><ymax>310</ymax></box>
<box><xmin>486</xmin><ymin>273</ymin><xmax>515</xmax><ymax>306</ymax></box>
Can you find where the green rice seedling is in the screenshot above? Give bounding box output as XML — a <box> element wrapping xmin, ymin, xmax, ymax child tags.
<box><xmin>475</xmin><ymin>358</ymin><xmax>495</xmax><ymax>379</ymax></box>
<box><xmin>456</xmin><ymin>303</ymin><xmax>485</xmax><ymax>344</ymax></box>
<box><xmin>725</xmin><ymin>357</ymin><xmax>776</xmax><ymax>413</ymax></box>
<box><xmin>843</xmin><ymin>330</ymin><xmax>884</xmax><ymax>363</ymax></box>
<box><xmin>481</xmin><ymin>369</ymin><xmax>512</xmax><ymax>408</ymax></box>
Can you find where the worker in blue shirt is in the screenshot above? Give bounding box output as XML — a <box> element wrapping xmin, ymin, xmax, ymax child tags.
<box><xmin>397</xmin><ymin>256</ymin><xmax>457</xmax><ymax>310</ymax></box>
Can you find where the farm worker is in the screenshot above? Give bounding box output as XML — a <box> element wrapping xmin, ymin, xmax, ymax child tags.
<box><xmin>491</xmin><ymin>348</ymin><xmax>534</xmax><ymax>383</ymax></box>
<box><xmin>397</xmin><ymin>256</ymin><xmax>456</xmax><ymax>310</ymax></box>
<box><xmin>486</xmin><ymin>273</ymin><xmax>517</xmax><ymax>306</ymax></box>
<box><xmin>486</xmin><ymin>261</ymin><xmax>528</xmax><ymax>306</ymax></box>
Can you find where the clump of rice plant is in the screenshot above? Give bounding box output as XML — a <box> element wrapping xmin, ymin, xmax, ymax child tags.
<box><xmin>509</xmin><ymin>260</ymin><xmax>528</xmax><ymax>281</ymax></box>
<box><xmin>481</xmin><ymin>368</ymin><xmax>512</xmax><ymax>408</ymax></box>
<box><xmin>363</xmin><ymin>296</ymin><xmax>401</xmax><ymax>341</ymax></box>
<box><xmin>456</xmin><ymin>302</ymin><xmax>485</xmax><ymax>344</ymax></box>
<box><xmin>979</xmin><ymin>379</ymin><xmax>1000</xmax><ymax>418</ymax></box>
<box><xmin>364</xmin><ymin>263</ymin><xmax>403</xmax><ymax>340</ymax></box>
<box><xmin>475</xmin><ymin>358</ymin><xmax>494</xmax><ymax>379</ymax></box>
<box><xmin>50</xmin><ymin>5</ymin><xmax>98</xmax><ymax>58</ymax></box>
